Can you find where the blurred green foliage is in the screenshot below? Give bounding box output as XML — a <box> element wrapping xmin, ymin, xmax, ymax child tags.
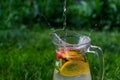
<box><xmin>67</xmin><ymin>0</ymin><xmax>120</xmax><ymax>30</ymax></box>
<box><xmin>0</xmin><ymin>0</ymin><xmax>120</xmax><ymax>30</ymax></box>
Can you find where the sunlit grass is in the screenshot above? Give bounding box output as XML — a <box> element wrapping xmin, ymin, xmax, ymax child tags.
<box><xmin>0</xmin><ymin>29</ymin><xmax>119</xmax><ymax>80</ymax></box>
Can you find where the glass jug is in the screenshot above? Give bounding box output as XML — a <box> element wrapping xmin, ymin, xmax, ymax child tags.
<box><xmin>51</xmin><ymin>30</ymin><xmax>104</xmax><ymax>80</ymax></box>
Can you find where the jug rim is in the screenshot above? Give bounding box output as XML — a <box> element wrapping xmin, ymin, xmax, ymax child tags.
<box><xmin>51</xmin><ymin>29</ymin><xmax>91</xmax><ymax>47</ymax></box>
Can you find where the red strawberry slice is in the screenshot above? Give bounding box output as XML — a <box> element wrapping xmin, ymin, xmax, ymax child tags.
<box><xmin>56</xmin><ymin>53</ymin><xmax>63</xmax><ymax>59</ymax></box>
<box><xmin>56</xmin><ymin>48</ymin><xmax>72</xmax><ymax>59</ymax></box>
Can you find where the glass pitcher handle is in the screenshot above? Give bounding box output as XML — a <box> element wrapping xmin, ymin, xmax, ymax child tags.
<box><xmin>87</xmin><ymin>45</ymin><xmax>104</xmax><ymax>80</ymax></box>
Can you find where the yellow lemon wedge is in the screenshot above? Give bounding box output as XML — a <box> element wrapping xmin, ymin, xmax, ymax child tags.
<box><xmin>62</xmin><ymin>51</ymin><xmax>78</xmax><ymax>58</ymax></box>
<box><xmin>62</xmin><ymin>51</ymin><xmax>85</xmax><ymax>61</ymax></box>
<box><xmin>69</xmin><ymin>54</ymin><xmax>85</xmax><ymax>61</ymax></box>
<box><xmin>60</xmin><ymin>60</ymin><xmax>90</xmax><ymax>76</ymax></box>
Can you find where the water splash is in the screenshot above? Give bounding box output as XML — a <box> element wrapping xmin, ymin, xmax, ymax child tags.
<box><xmin>40</xmin><ymin>14</ymin><xmax>51</xmax><ymax>28</ymax></box>
<box><xmin>63</xmin><ymin>0</ymin><xmax>67</xmax><ymax>29</ymax></box>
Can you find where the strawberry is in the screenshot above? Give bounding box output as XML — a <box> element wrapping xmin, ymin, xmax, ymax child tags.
<box><xmin>56</xmin><ymin>53</ymin><xmax>63</xmax><ymax>59</ymax></box>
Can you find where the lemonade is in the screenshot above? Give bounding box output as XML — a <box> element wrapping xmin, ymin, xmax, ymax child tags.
<box><xmin>52</xmin><ymin>30</ymin><xmax>104</xmax><ymax>80</ymax></box>
<box><xmin>53</xmin><ymin>49</ymin><xmax>91</xmax><ymax>80</ymax></box>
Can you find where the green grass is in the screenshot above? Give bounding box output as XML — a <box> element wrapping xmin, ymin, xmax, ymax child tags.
<box><xmin>0</xmin><ymin>29</ymin><xmax>120</xmax><ymax>80</ymax></box>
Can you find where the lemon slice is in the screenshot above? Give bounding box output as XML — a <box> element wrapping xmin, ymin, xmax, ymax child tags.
<box><xmin>60</xmin><ymin>60</ymin><xmax>90</xmax><ymax>76</ymax></box>
<box><xmin>62</xmin><ymin>51</ymin><xmax>85</xmax><ymax>61</ymax></box>
<box><xmin>62</xmin><ymin>51</ymin><xmax>78</xmax><ymax>58</ymax></box>
<box><xmin>69</xmin><ymin>54</ymin><xmax>85</xmax><ymax>61</ymax></box>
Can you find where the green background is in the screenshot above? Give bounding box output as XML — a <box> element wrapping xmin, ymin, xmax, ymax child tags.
<box><xmin>0</xmin><ymin>0</ymin><xmax>120</xmax><ymax>80</ymax></box>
